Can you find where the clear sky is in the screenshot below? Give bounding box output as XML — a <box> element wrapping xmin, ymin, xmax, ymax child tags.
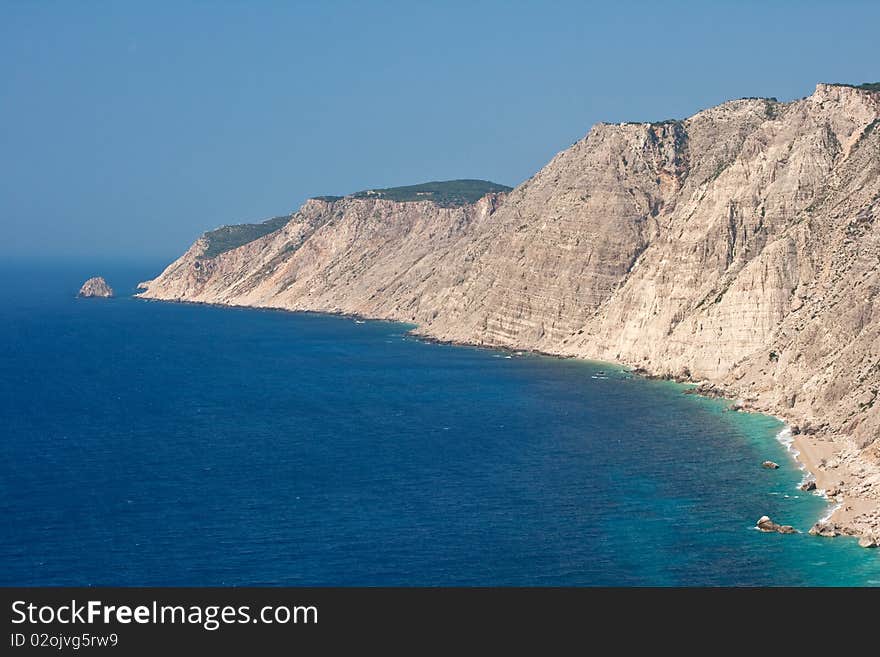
<box><xmin>2</xmin><ymin>1</ymin><xmax>878</xmax><ymax>261</ymax></box>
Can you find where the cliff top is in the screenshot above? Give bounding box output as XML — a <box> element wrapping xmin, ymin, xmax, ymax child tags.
<box><xmin>595</xmin><ymin>82</ymin><xmax>879</xmax><ymax>131</ymax></box>
<box><xmin>201</xmin><ymin>215</ymin><xmax>290</xmax><ymax>259</ymax></box>
<box><xmin>824</xmin><ymin>81</ymin><xmax>880</xmax><ymax>93</ymax></box>
<box><xmin>197</xmin><ymin>82</ymin><xmax>878</xmax><ymax>261</ymax></box>
<box><xmin>201</xmin><ymin>180</ymin><xmax>511</xmax><ymax>259</ymax></box>
<box><xmin>314</xmin><ymin>179</ymin><xmax>512</xmax><ymax>207</ymax></box>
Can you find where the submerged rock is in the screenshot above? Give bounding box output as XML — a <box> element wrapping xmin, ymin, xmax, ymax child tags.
<box><xmin>799</xmin><ymin>479</ymin><xmax>817</xmax><ymax>491</ymax></box>
<box><xmin>762</xmin><ymin>461</ymin><xmax>780</xmax><ymax>470</ymax></box>
<box><xmin>757</xmin><ymin>515</ymin><xmax>798</xmax><ymax>534</ymax></box>
<box><xmin>78</xmin><ymin>277</ymin><xmax>114</xmax><ymax>298</ymax></box>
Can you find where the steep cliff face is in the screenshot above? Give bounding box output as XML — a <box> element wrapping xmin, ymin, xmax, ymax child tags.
<box><xmin>139</xmin><ymin>83</ymin><xmax>880</xmax><ymax>538</ymax></box>
<box><xmin>139</xmin><ymin>192</ymin><xmax>508</xmax><ymax>322</ymax></box>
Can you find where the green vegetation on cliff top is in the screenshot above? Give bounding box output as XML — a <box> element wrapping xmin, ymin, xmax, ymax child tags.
<box><xmin>326</xmin><ymin>179</ymin><xmax>511</xmax><ymax>207</ymax></box>
<box><xmin>201</xmin><ymin>215</ymin><xmax>290</xmax><ymax>259</ymax></box>
<box><xmin>830</xmin><ymin>81</ymin><xmax>880</xmax><ymax>92</ymax></box>
<box><xmin>201</xmin><ymin>179</ymin><xmax>510</xmax><ymax>258</ymax></box>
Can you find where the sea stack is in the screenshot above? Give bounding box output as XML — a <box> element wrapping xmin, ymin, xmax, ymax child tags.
<box><xmin>78</xmin><ymin>276</ymin><xmax>114</xmax><ymax>298</ymax></box>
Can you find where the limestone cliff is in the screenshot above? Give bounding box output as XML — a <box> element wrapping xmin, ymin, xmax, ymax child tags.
<box><xmin>138</xmin><ymin>84</ymin><xmax>880</xmax><ymax>541</ymax></box>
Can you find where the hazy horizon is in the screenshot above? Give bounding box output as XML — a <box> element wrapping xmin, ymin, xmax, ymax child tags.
<box><xmin>2</xmin><ymin>0</ymin><xmax>879</xmax><ymax>260</ymax></box>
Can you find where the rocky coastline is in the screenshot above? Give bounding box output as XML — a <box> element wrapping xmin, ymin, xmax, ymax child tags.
<box><xmin>136</xmin><ymin>83</ymin><xmax>880</xmax><ymax>546</ymax></box>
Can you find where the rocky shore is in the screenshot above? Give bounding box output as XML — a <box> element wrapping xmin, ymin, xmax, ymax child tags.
<box><xmin>684</xmin><ymin>380</ymin><xmax>880</xmax><ymax>546</ymax></box>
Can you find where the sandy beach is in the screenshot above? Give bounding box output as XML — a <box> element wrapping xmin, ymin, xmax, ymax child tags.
<box><xmin>790</xmin><ymin>431</ymin><xmax>880</xmax><ymax>543</ymax></box>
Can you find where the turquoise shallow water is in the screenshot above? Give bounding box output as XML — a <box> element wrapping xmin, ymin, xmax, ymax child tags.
<box><xmin>1</xmin><ymin>262</ymin><xmax>879</xmax><ymax>586</ymax></box>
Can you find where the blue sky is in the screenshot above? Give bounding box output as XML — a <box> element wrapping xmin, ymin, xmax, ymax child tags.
<box><xmin>2</xmin><ymin>1</ymin><xmax>878</xmax><ymax>260</ymax></box>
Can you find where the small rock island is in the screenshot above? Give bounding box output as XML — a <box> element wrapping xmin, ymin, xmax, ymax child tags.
<box><xmin>78</xmin><ymin>276</ymin><xmax>114</xmax><ymax>298</ymax></box>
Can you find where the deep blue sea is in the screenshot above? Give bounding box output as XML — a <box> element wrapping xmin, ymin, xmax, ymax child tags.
<box><xmin>2</xmin><ymin>262</ymin><xmax>879</xmax><ymax>586</ymax></box>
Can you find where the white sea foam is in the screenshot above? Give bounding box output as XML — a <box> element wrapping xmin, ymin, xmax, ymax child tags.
<box><xmin>819</xmin><ymin>502</ymin><xmax>843</xmax><ymax>524</ymax></box>
<box><xmin>774</xmin><ymin>423</ymin><xmax>831</xmax><ymax>532</ymax></box>
<box><xmin>798</xmin><ymin>472</ymin><xmax>815</xmax><ymax>487</ymax></box>
<box><xmin>774</xmin><ymin>426</ymin><xmax>801</xmax><ymax>462</ymax></box>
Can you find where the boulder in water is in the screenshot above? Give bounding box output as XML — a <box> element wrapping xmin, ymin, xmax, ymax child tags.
<box><xmin>757</xmin><ymin>515</ymin><xmax>798</xmax><ymax>534</ymax></box>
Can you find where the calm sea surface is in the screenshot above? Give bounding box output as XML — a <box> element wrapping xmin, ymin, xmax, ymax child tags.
<box><xmin>2</xmin><ymin>262</ymin><xmax>878</xmax><ymax>585</ymax></box>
